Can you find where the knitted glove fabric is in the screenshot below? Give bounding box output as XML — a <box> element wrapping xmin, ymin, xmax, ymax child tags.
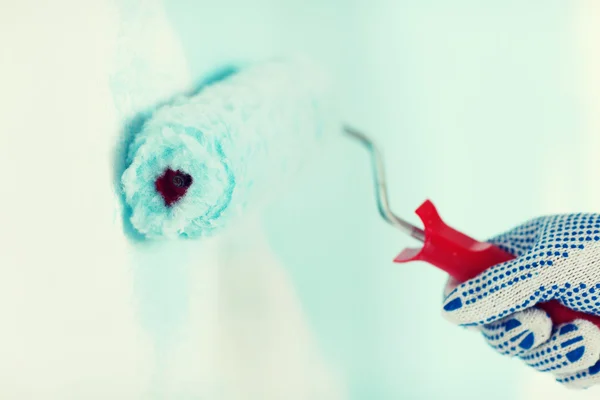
<box><xmin>442</xmin><ymin>213</ymin><xmax>600</xmax><ymax>388</ymax></box>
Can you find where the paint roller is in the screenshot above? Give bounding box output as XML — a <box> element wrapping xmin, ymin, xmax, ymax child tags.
<box><xmin>121</xmin><ymin>58</ymin><xmax>337</xmax><ymax>239</ymax></box>
<box><xmin>122</xmin><ymin>53</ymin><xmax>600</xmax><ymax>349</ymax></box>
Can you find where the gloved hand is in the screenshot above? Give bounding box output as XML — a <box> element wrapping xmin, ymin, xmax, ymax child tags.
<box><xmin>441</xmin><ymin>213</ymin><xmax>600</xmax><ymax>388</ymax></box>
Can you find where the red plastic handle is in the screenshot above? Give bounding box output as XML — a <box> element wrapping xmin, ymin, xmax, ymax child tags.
<box><xmin>394</xmin><ymin>200</ymin><xmax>600</xmax><ymax>329</ymax></box>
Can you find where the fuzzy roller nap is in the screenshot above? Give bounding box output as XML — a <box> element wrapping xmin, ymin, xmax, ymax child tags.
<box><xmin>121</xmin><ymin>59</ymin><xmax>336</xmax><ymax>239</ymax></box>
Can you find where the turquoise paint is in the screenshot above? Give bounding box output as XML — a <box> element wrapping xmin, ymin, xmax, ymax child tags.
<box><xmin>121</xmin><ymin>59</ymin><xmax>333</xmax><ymax>239</ymax></box>
<box><xmin>113</xmin><ymin>66</ymin><xmax>238</xmax><ymax>242</ymax></box>
<box><xmin>166</xmin><ymin>1</ymin><xmax>578</xmax><ymax>398</ymax></box>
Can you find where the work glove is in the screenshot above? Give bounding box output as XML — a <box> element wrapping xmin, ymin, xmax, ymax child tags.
<box><xmin>441</xmin><ymin>213</ymin><xmax>600</xmax><ymax>388</ymax></box>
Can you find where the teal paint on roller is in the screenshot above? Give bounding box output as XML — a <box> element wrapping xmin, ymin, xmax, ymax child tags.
<box><xmin>122</xmin><ymin>59</ymin><xmax>337</xmax><ymax>239</ymax></box>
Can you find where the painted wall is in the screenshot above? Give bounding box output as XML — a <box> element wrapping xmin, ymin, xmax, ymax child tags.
<box><xmin>1</xmin><ymin>0</ymin><xmax>600</xmax><ymax>399</ymax></box>
<box><xmin>165</xmin><ymin>1</ymin><xmax>600</xmax><ymax>399</ymax></box>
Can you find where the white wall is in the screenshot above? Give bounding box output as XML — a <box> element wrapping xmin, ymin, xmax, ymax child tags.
<box><xmin>0</xmin><ymin>1</ymin><xmax>342</xmax><ymax>398</ymax></box>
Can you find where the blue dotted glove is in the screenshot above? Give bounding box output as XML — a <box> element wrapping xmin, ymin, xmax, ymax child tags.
<box><xmin>442</xmin><ymin>213</ymin><xmax>600</xmax><ymax>388</ymax></box>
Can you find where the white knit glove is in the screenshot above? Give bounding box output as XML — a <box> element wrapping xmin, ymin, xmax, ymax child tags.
<box><xmin>441</xmin><ymin>213</ymin><xmax>600</xmax><ymax>388</ymax></box>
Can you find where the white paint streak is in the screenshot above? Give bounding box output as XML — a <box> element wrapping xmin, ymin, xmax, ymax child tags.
<box><xmin>0</xmin><ymin>0</ymin><xmax>152</xmax><ymax>398</ymax></box>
